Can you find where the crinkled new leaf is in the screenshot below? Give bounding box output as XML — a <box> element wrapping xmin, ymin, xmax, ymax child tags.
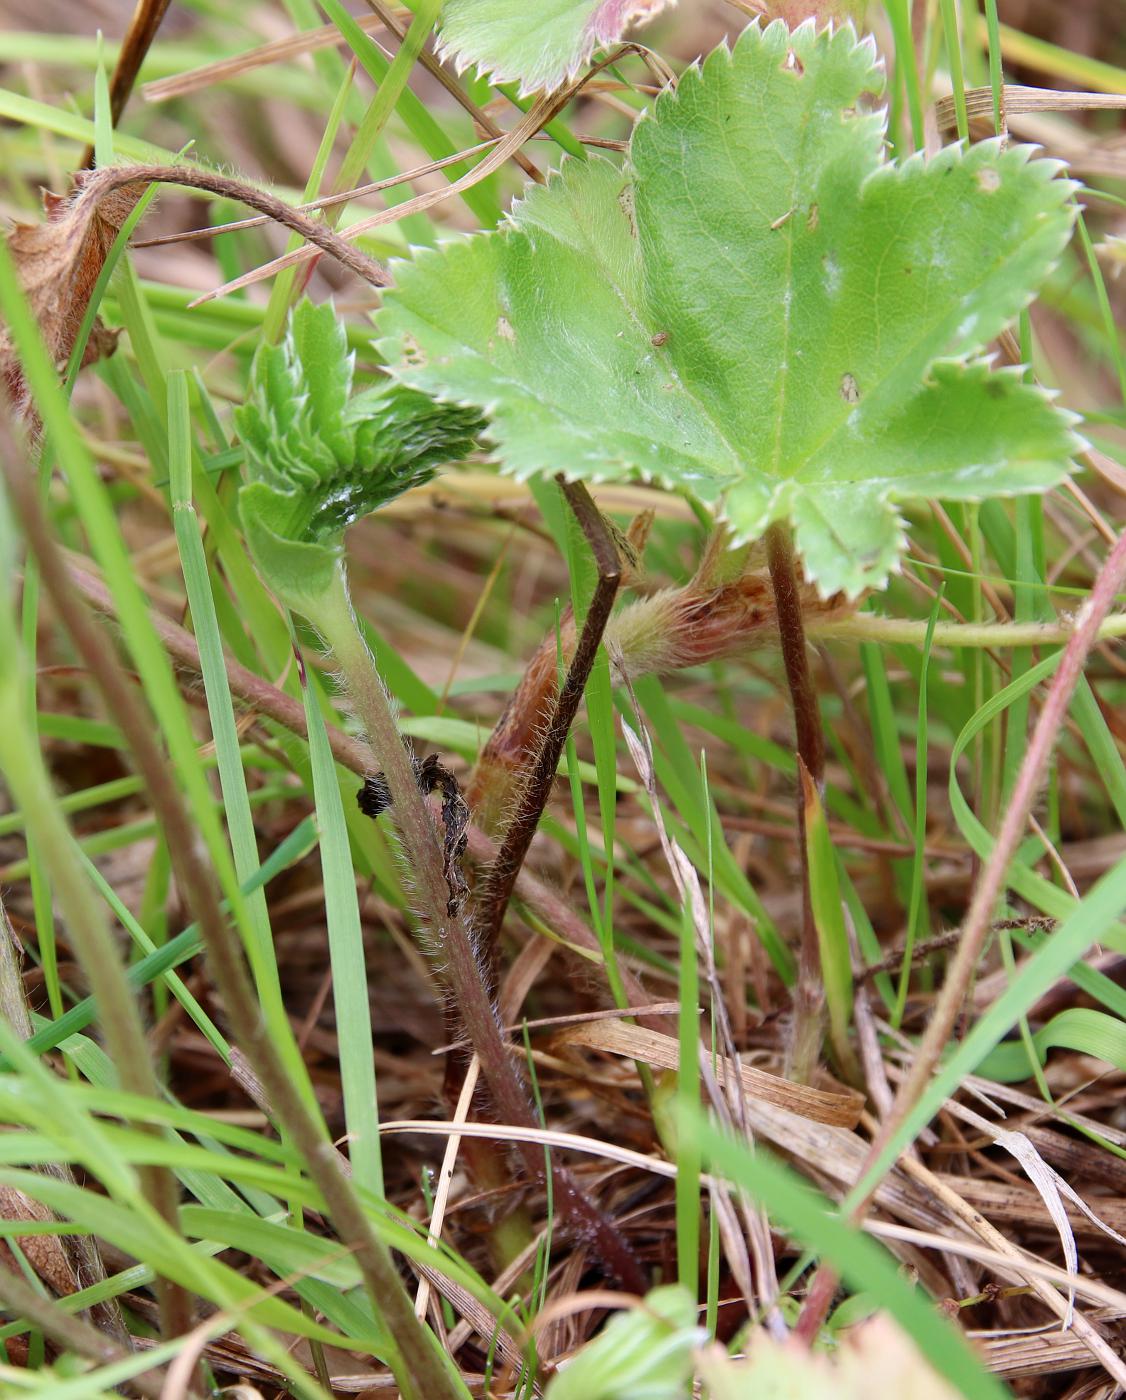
<box><xmin>237</xmin><ymin>299</ymin><xmax>482</xmax><ymax>614</ymax></box>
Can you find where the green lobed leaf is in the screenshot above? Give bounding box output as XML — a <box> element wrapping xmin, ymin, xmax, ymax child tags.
<box><xmin>378</xmin><ymin>20</ymin><xmax>1082</xmax><ymax>597</ymax></box>
<box><xmin>436</xmin><ymin>0</ymin><xmax>676</xmax><ymax>97</ymax></box>
<box><xmin>236</xmin><ymin>298</ymin><xmax>482</xmax><ymax>614</ymax></box>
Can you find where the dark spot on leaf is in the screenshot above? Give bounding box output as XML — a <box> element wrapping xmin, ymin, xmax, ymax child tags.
<box><xmin>618</xmin><ymin>185</ymin><xmax>638</xmax><ymax>239</ymax></box>
<box><xmin>651</xmin><ymin>330</ymin><xmax>669</xmax><ymax>347</ymax></box>
<box><xmin>984</xmin><ymin>378</ymin><xmax>1006</xmax><ymax>399</ymax></box>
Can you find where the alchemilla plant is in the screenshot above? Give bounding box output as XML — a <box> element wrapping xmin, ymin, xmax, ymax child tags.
<box><xmin>378</xmin><ymin>19</ymin><xmax>1081</xmax><ymax>600</ymax></box>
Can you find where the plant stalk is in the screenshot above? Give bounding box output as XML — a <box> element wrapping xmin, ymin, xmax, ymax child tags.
<box><xmin>474</xmin><ymin>478</ymin><xmax>623</xmax><ymax>953</ymax></box>
<box><xmin>313</xmin><ymin>568</ymin><xmax>646</xmax><ymax>1293</ymax></box>
<box><xmin>764</xmin><ymin>523</ymin><xmax>826</xmax><ymax>1085</ymax></box>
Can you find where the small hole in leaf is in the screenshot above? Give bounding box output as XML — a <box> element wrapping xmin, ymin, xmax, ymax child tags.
<box><xmin>782</xmin><ymin>49</ymin><xmax>805</xmax><ymax>77</ymax></box>
<box><xmin>976</xmin><ymin>167</ymin><xmax>1001</xmax><ymax>193</ymax></box>
<box><xmin>840</xmin><ymin>373</ymin><xmax>860</xmax><ymax>403</ymax></box>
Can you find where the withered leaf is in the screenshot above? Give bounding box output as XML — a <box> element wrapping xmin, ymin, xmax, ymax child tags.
<box><xmin>1</xmin><ymin>168</ymin><xmax>145</xmax><ymax>410</ymax></box>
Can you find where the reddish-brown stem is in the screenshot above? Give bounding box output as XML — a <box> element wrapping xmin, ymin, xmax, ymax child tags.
<box><xmin>765</xmin><ymin>523</ymin><xmax>826</xmax><ymax>1085</ymax></box>
<box><xmin>473</xmin><ymin>477</ymin><xmax>623</xmax><ymax>964</ymax></box>
<box><xmin>74</xmin><ymin>164</ymin><xmax>388</xmax><ymax>286</ymax></box>
<box><xmin>765</xmin><ymin>524</ymin><xmax>824</xmax><ymax>787</ymax></box>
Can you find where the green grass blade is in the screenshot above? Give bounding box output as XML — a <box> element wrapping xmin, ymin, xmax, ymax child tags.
<box><xmin>298</xmin><ymin>638</ymin><xmax>384</xmax><ymax>1198</ymax></box>
<box><xmin>695</xmin><ymin>1109</ymin><xmax>1007</xmax><ymax>1399</ymax></box>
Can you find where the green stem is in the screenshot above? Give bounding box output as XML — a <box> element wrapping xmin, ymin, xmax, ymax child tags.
<box><xmin>810</xmin><ymin>612</ymin><xmax>1126</xmax><ymax>649</ymax></box>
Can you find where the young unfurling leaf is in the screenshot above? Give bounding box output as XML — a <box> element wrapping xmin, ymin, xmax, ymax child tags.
<box><xmin>236</xmin><ymin>299</ymin><xmax>481</xmax><ymax>617</ymax></box>
<box><xmin>377</xmin><ymin>20</ymin><xmax>1082</xmax><ymax>599</ymax></box>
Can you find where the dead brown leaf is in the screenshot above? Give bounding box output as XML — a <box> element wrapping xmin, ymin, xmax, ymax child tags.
<box><xmin>1</xmin><ymin>170</ymin><xmax>144</xmax><ymax>411</ymax></box>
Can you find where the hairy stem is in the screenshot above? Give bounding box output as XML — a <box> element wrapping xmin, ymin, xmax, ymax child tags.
<box><xmin>63</xmin><ymin>559</ymin><xmax>666</xmax><ymax>1020</ymax></box>
<box><xmin>474</xmin><ymin>479</ymin><xmax>623</xmax><ymax>955</ymax></box>
<box><xmin>313</xmin><ymin>568</ymin><xmax>646</xmax><ymax>1293</ymax></box>
<box><xmin>67</xmin><ymin>164</ymin><xmax>389</xmax><ymax>287</ymax></box>
<box><xmin>765</xmin><ymin>523</ymin><xmax>826</xmax><ymax>1085</ymax></box>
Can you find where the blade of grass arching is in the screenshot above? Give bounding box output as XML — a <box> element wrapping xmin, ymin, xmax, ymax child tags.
<box><xmin>974</xmin><ymin>1004</ymin><xmax>1126</xmax><ymax>1082</ymax></box>
<box><xmin>76</xmin><ymin>851</ymin><xmax>228</xmax><ymax>1060</ymax></box>
<box><xmin>846</xmin><ymin>849</ymin><xmax>1126</xmax><ymax>1215</ymax></box>
<box><xmin>893</xmin><ymin>593</ymin><xmax>941</xmax><ymax>1029</ymax></box>
<box><xmin>694</xmin><ymin>1110</ymin><xmax>1008</xmax><ymax>1400</ymax></box>
<box><xmin>675</xmin><ymin>898</ymin><xmax>700</xmax><ymax>1299</ymax></box>
<box><xmin>297</xmin><ymin>638</ymin><xmax>383</xmax><ymax>1198</ymax></box>
<box><xmin>168</xmin><ymin>372</ymin><xmax>312</xmax><ymax>1092</ymax></box>
<box><xmin>7</xmin><ymin>817</ymin><xmax>316</xmax><ymax>1065</ymax></box>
